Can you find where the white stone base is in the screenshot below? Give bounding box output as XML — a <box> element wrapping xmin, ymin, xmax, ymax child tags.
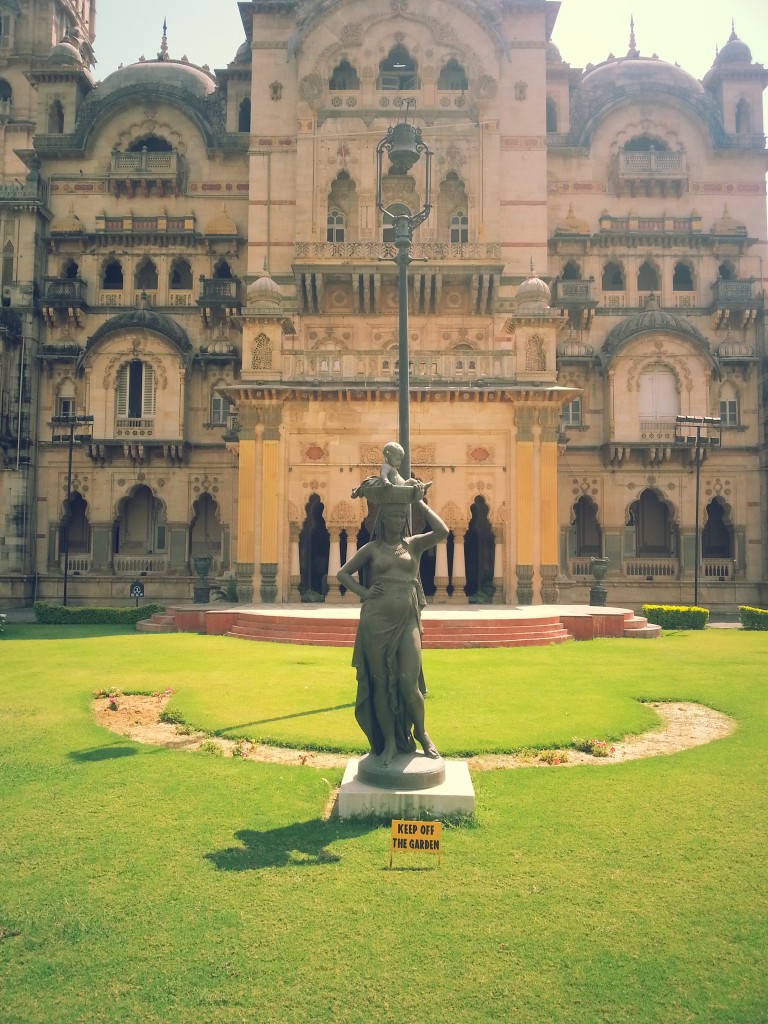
<box><xmin>337</xmin><ymin>758</ymin><xmax>475</xmax><ymax>820</ymax></box>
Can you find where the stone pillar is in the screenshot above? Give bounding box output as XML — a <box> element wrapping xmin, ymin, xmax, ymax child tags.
<box><xmin>325</xmin><ymin>526</ymin><xmax>343</xmax><ymax>602</ymax></box>
<box><xmin>515</xmin><ymin>405</ymin><xmax>535</xmax><ymax>605</ymax></box>
<box><xmin>259</xmin><ymin>404</ymin><xmax>282</xmax><ymax>604</ymax></box>
<box><xmin>235</xmin><ymin>414</ymin><xmax>258</xmax><ymax>603</ymax></box>
<box><xmin>434</xmin><ymin>539</ymin><xmax>449</xmax><ymax>603</ymax></box>
<box><xmin>539</xmin><ymin>407</ymin><xmax>560</xmax><ymax>604</ymax></box>
<box><xmin>91</xmin><ymin>524</ymin><xmax>113</xmax><ymax>571</ymax></box>
<box><xmin>289</xmin><ymin>522</ymin><xmax>301</xmax><ymax>602</ymax></box>
<box><xmin>451</xmin><ymin>527</ymin><xmax>466</xmax><ymax>603</ymax></box>
<box><xmin>492</xmin><ymin>526</ymin><xmax>504</xmax><ymax>604</ymax></box>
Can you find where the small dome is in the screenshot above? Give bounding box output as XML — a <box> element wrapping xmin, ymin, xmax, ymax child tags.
<box><xmin>515</xmin><ymin>269</ymin><xmax>551</xmax><ymax>310</ymax></box>
<box><xmin>602</xmin><ymin>295</ymin><xmax>710</xmax><ymax>360</ymax></box>
<box><xmin>555</xmin><ymin>203</ymin><xmax>590</xmax><ymax>236</ymax></box>
<box><xmin>204</xmin><ymin>206</ymin><xmax>238</xmax><ymax>237</ymax></box>
<box><xmin>717</xmin><ymin>337</ymin><xmax>754</xmax><ymax>359</ymax></box>
<box><xmin>49</xmin><ymin>38</ymin><xmax>83</xmax><ymax>66</ymax></box>
<box><xmin>558</xmin><ymin>337</ymin><xmax>594</xmax><ymax>358</ymax></box>
<box><xmin>50</xmin><ymin>206</ymin><xmax>84</xmax><ymax>234</ymax></box>
<box><xmin>711</xmin><ymin>205</ymin><xmax>747</xmax><ymax>237</ymax></box>
<box><xmin>246</xmin><ymin>269</ymin><xmax>283</xmax><ymax>310</ymax></box>
<box><xmin>547</xmin><ymin>42</ymin><xmax>565</xmax><ymax>65</ymax></box>
<box><xmin>715</xmin><ymin>29</ymin><xmax>752</xmax><ymax>67</ymax></box>
<box><xmin>233</xmin><ymin>39</ymin><xmax>252</xmax><ymax>65</ymax></box>
<box><xmin>201</xmin><ymin>339</ymin><xmax>236</xmax><ymax>355</ymax></box>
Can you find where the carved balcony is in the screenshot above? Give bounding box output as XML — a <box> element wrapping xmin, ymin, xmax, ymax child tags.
<box><xmin>197</xmin><ymin>278</ymin><xmax>242</xmax><ymax>325</ymax></box>
<box><xmin>108</xmin><ymin>148</ymin><xmax>182</xmax><ymax>198</ymax></box>
<box><xmin>709</xmin><ymin>278</ymin><xmax>762</xmax><ymax>329</ymax></box>
<box><xmin>40</xmin><ymin>276</ymin><xmax>88</xmax><ymax>327</ymax></box>
<box><xmin>616</xmin><ymin>150</ymin><xmax>688</xmax><ymax>197</ymax></box>
<box><xmin>552</xmin><ymin>278</ymin><xmax>598</xmax><ymax>327</ymax></box>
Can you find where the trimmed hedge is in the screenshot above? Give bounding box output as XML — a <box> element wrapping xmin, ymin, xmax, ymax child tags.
<box><xmin>642</xmin><ymin>604</ymin><xmax>709</xmax><ymax>630</ymax></box>
<box><xmin>738</xmin><ymin>606</ymin><xmax>768</xmax><ymax>631</ymax></box>
<box><xmin>33</xmin><ymin>602</ymin><xmax>164</xmax><ymax>625</ymax></box>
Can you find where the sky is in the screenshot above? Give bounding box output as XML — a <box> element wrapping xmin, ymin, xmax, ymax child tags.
<box><xmin>92</xmin><ymin>0</ymin><xmax>767</xmax><ymax>83</ymax></box>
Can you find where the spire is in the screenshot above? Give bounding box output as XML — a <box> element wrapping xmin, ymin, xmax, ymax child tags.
<box><xmin>729</xmin><ymin>18</ymin><xmax>737</xmax><ymax>40</ymax></box>
<box><xmin>529</xmin><ymin>256</ymin><xmax>535</xmax><ymax>276</ymax></box>
<box><xmin>627</xmin><ymin>14</ymin><xmax>639</xmax><ymax>58</ymax></box>
<box><xmin>158</xmin><ymin>17</ymin><xmax>169</xmax><ymax>61</ymax></box>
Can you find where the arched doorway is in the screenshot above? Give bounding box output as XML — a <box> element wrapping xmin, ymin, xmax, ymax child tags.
<box><xmin>464</xmin><ymin>496</ymin><xmax>495</xmax><ymax>601</ymax></box>
<box><xmin>190</xmin><ymin>493</ymin><xmax>222</xmax><ymax>568</ymax></box>
<box><xmin>572</xmin><ymin>496</ymin><xmax>601</xmax><ymax>556</ymax></box>
<box><xmin>628</xmin><ymin>490</ymin><xmax>675</xmax><ymax>556</ymax></box>
<box><xmin>113</xmin><ymin>485</ymin><xmax>165</xmax><ymax>560</ymax></box>
<box><xmin>59</xmin><ymin>492</ymin><xmax>90</xmax><ymax>563</ymax></box>
<box><xmin>702</xmin><ymin>499</ymin><xmax>733</xmax><ymax>559</ymax></box>
<box><xmin>299</xmin><ymin>494</ymin><xmax>330</xmax><ymax>599</ymax></box>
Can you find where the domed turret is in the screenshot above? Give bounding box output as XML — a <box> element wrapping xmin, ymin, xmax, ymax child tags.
<box><xmin>715</xmin><ymin>26</ymin><xmax>752</xmax><ymax>66</ymax></box>
<box><xmin>515</xmin><ymin>265</ymin><xmax>551</xmax><ymax>311</ymax></box>
<box><xmin>246</xmin><ymin>267</ymin><xmax>283</xmax><ymax>312</ymax></box>
<box><xmin>233</xmin><ymin>39</ymin><xmax>252</xmax><ymax>65</ymax></box>
<box><xmin>49</xmin><ymin>32</ymin><xmax>84</xmax><ymax>67</ymax></box>
<box><xmin>204</xmin><ymin>206</ymin><xmax>238</xmax><ymax>237</ymax></box>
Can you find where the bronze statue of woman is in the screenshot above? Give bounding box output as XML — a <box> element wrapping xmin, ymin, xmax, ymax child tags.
<box><xmin>337</xmin><ymin>477</ymin><xmax>449</xmax><ymax>768</ymax></box>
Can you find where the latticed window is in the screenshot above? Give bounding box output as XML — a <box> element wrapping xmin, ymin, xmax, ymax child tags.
<box><xmin>116</xmin><ymin>361</ymin><xmax>156</xmax><ymax>419</ymax></box>
<box><xmin>525</xmin><ymin>335</ymin><xmax>546</xmax><ymax>371</ymax></box>
<box><xmin>450</xmin><ymin>211</ymin><xmax>468</xmax><ymax>243</ymax></box>
<box><xmin>252</xmin><ymin>333</ymin><xmax>272</xmax><ymax>370</ymax></box>
<box><xmin>327</xmin><ymin>209</ymin><xmax>345</xmax><ymax>242</ymax></box>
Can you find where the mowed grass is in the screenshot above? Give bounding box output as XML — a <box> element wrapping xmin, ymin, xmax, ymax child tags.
<box><xmin>1</xmin><ymin>627</ymin><xmax>767</xmax><ymax>1024</ymax></box>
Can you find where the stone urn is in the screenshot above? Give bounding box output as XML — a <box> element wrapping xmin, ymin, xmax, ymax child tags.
<box><xmin>192</xmin><ymin>555</ymin><xmax>212</xmax><ymax>604</ymax></box>
<box><xmin>589</xmin><ymin>556</ymin><xmax>610</xmax><ymax>607</ymax></box>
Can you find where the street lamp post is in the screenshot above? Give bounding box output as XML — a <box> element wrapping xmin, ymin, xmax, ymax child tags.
<box><xmin>675</xmin><ymin>414</ymin><xmax>721</xmax><ymax>607</ymax></box>
<box><xmin>51</xmin><ymin>414</ymin><xmax>94</xmax><ymax>606</ymax></box>
<box><xmin>375</xmin><ymin>109</ymin><xmax>432</xmax><ymax>480</ymax></box>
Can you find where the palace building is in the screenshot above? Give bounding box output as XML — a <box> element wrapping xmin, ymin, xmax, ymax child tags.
<box><xmin>0</xmin><ymin>0</ymin><xmax>765</xmax><ymax>611</ymax></box>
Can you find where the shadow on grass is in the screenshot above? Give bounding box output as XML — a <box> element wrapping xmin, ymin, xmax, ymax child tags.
<box><xmin>68</xmin><ymin>743</ymin><xmax>145</xmax><ymax>762</ymax></box>
<box><xmin>216</xmin><ymin>702</ymin><xmax>355</xmax><ymax>737</ymax></box>
<box><xmin>205</xmin><ymin>818</ymin><xmax>378</xmax><ymax>871</ymax></box>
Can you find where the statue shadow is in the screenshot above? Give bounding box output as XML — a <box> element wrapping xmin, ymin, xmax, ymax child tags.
<box><xmin>216</xmin><ymin>702</ymin><xmax>355</xmax><ymax>738</ymax></box>
<box><xmin>205</xmin><ymin>818</ymin><xmax>378</xmax><ymax>871</ymax></box>
<box><xmin>68</xmin><ymin>742</ymin><xmax>145</xmax><ymax>762</ymax></box>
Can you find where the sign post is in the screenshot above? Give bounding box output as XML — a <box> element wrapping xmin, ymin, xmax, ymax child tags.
<box><xmin>130</xmin><ymin>580</ymin><xmax>145</xmax><ymax>608</ymax></box>
<box><xmin>390</xmin><ymin>819</ymin><xmax>442</xmax><ymax>867</ymax></box>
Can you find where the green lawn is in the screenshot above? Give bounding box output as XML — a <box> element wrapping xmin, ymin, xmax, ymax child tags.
<box><xmin>1</xmin><ymin>628</ymin><xmax>767</xmax><ymax>1023</ymax></box>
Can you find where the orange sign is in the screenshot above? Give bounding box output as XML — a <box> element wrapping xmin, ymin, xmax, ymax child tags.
<box><xmin>390</xmin><ymin>819</ymin><xmax>442</xmax><ymax>866</ymax></box>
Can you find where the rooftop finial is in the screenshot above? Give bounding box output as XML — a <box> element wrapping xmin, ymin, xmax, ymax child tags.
<box><xmin>159</xmin><ymin>17</ymin><xmax>169</xmax><ymax>60</ymax></box>
<box><xmin>627</xmin><ymin>14</ymin><xmax>639</xmax><ymax>58</ymax></box>
<box><xmin>529</xmin><ymin>256</ymin><xmax>535</xmax><ymax>275</ymax></box>
<box><xmin>729</xmin><ymin>18</ymin><xmax>737</xmax><ymax>41</ymax></box>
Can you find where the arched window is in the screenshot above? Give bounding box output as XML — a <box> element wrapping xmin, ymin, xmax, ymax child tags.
<box><xmin>735</xmin><ymin>99</ymin><xmax>751</xmax><ymax>134</ymax></box>
<box><xmin>602</xmin><ymin>262</ymin><xmax>624</xmax><ymax>290</ymax></box>
<box><xmin>702</xmin><ymin>499</ymin><xmax>732</xmax><ymax>558</ymax></box>
<box><xmin>437</xmin><ymin>59</ymin><xmax>467</xmax><ymax>91</ymax></box>
<box><xmin>562</xmin><ymin>260</ymin><xmax>581</xmax><ymax>280</ymax></box>
<box><xmin>116</xmin><ymin>360</ymin><xmax>156</xmax><ymax>420</ymax></box>
<box><xmin>639</xmin><ymin>365</ymin><xmax>678</xmax><ymax>423</ymax></box>
<box><xmin>378</xmin><ymin>46</ymin><xmax>418</xmax><ymax>91</ymax></box>
<box><xmin>59</xmin><ymin>492</ymin><xmax>90</xmax><ymax>556</ymax></box>
<box><xmin>2</xmin><ymin>239</ymin><xmax>14</xmax><ymax>301</ymax></box>
<box><xmin>546</xmin><ymin>97</ymin><xmax>558</xmax><ymax>133</ymax></box>
<box><xmin>252</xmin><ymin>333</ymin><xmax>272</xmax><ymax>371</ymax></box>
<box><xmin>630</xmin><ymin>490</ymin><xmax>674</xmax><ymax>556</ymax></box>
<box><xmin>102</xmin><ymin>260</ymin><xmax>123</xmax><ymax>289</ymax></box>
<box><xmin>329</xmin><ymin>59</ymin><xmax>359</xmax><ymax>90</ymax></box>
<box><xmin>450</xmin><ymin>210</ymin><xmax>468</xmax><ymax>244</ymax></box>
<box><xmin>673</xmin><ymin>262</ymin><xmax>694</xmax><ymax>291</ymax></box>
<box><xmin>718</xmin><ymin>262</ymin><xmax>736</xmax><ymax>281</ymax></box>
<box><xmin>573</xmin><ymin>496</ymin><xmax>601</xmax><ymax>556</ymax></box>
<box><xmin>127</xmin><ymin>134</ymin><xmax>172</xmax><ymax>153</ymax></box>
<box><xmin>190</xmin><ymin>493</ymin><xmax>222</xmax><ymax>561</ymax></box>
<box><xmin>213</xmin><ymin>259</ymin><xmax>233</xmax><ymax>280</ymax></box>
<box><xmin>48</xmin><ymin>99</ymin><xmax>64</xmax><ymax>134</ymax></box>
<box><xmin>135</xmin><ymin>259</ymin><xmax>158</xmax><ymax>291</ymax></box>
<box><xmin>62</xmin><ymin>259</ymin><xmax>79</xmax><ymax>279</ymax></box>
<box><xmin>170</xmin><ymin>259</ymin><xmax>193</xmax><ymax>289</ymax></box>
<box><xmin>238</xmin><ymin>97</ymin><xmax>251</xmax><ymax>133</ymax></box>
<box><xmin>327</xmin><ymin>209</ymin><xmax>345</xmax><ymax>242</ymax></box>
<box><xmin>0</xmin><ymin>78</ymin><xmax>11</xmax><ymax>115</ymax></box>
<box><xmin>623</xmin><ymin>135</ymin><xmax>669</xmax><ymax>151</ymax></box>
<box><xmin>637</xmin><ymin>261</ymin><xmax>659</xmax><ymax>291</ymax></box>
<box><xmin>383</xmin><ymin>202</ymin><xmax>411</xmax><ymax>243</ymax></box>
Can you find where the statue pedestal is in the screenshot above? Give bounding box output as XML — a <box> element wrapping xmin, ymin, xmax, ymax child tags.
<box><xmin>337</xmin><ymin>756</ymin><xmax>475</xmax><ymax>820</ymax></box>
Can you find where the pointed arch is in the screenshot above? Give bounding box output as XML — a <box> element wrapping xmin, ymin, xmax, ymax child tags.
<box><xmin>378</xmin><ymin>45</ymin><xmax>418</xmax><ymax>90</ymax></box>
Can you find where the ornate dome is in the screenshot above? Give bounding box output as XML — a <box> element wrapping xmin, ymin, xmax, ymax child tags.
<box><xmin>246</xmin><ymin>269</ymin><xmax>283</xmax><ymax>311</ymax></box>
<box><xmin>515</xmin><ymin>269</ymin><xmax>551</xmax><ymax>310</ymax></box>
<box><xmin>204</xmin><ymin>207</ymin><xmax>238</xmax><ymax>237</ymax></box>
<box><xmin>233</xmin><ymin>39</ymin><xmax>252</xmax><ymax>65</ymax></box>
<box><xmin>50</xmin><ymin>206</ymin><xmax>84</xmax><ymax>234</ymax></box>
<box><xmin>558</xmin><ymin>337</ymin><xmax>594</xmax><ymax>358</ymax></box>
<box><xmin>602</xmin><ymin>295</ymin><xmax>710</xmax><ymax>360</ymax></box>
<box><xmin>715</xmin><ymin>28</ymin><xmax>752</xmax><ymax>67</ymax></box>
<box><xmin>49</xmin><ymin>36</ymin><xmax>83</xmax><ymax>67</ymax></box>
<box><xmin>554</xmin><ymin>203</ymin><xmax>590</xmax><ymax>236</ymax></box>
<box><xmin>579</xmin><ymin>54</ymin><xmax>705</xmax><ymax>96</ymax></box>
<box><xmin>711</xmin><ymin>205</ymin><xmax>747</xmax><ymax>236</ymax></box>
<box><xmin>717</xmin><ymin>337</ymin><xmax>754</xmax><ymax>359</ymax></box>
<box><xmin>98</xmin><ymin>59</ymin><xmax>217</xmax><ymax>101</ymax></box>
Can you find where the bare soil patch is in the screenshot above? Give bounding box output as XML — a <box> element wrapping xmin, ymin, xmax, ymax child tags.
<box><xmin>93</xmin><ymin>695</ymin><xmax>734</xmax><ymax>770</ymax></box>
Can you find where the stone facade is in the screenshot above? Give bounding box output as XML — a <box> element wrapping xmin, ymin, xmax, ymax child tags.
<box><xmin>0</xmin><ymin>1</ymin><xmax>765</xmax><ymax>612</ymax></box>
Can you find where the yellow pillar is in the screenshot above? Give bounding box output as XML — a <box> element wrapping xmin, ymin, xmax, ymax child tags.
<box><xmin>539</xmin><ymin>406</ymin><xmax>561</xmax><ymax>604</ymax></box>
<box><xmin>234</xmin><ymin>408</ymin><xmax>259</xmax><ymax>603</ymax></box>
<box><xmin>258</xmin><ymin>403</ymin><xmax>282</xmax><ymax>602</ymax></box>
<box><xmin>515</xmin><ymin>405</ymin><xmax>536</xmax><ymax>604</ymax></box>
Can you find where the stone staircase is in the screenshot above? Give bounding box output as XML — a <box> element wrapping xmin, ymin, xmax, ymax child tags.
<box><xmin>136</xmin><ymin>612</ymin><xmax>178</xmax><ymax>634</ymax></box>
<box><xmin>622</xmin><ymin>614</ymin><xmax>662</xmax><ymax>639</ymax></box>
<box><xmin>225</xmin><ymin>611</ymin><xmax>573</xmax><ymax>649</ymax></box>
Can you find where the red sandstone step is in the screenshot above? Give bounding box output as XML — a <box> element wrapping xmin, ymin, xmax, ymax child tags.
<box><xmin>136</xmin><ymin>619</ymin><xmax>178</xmax><ymax>633</ymax></box>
